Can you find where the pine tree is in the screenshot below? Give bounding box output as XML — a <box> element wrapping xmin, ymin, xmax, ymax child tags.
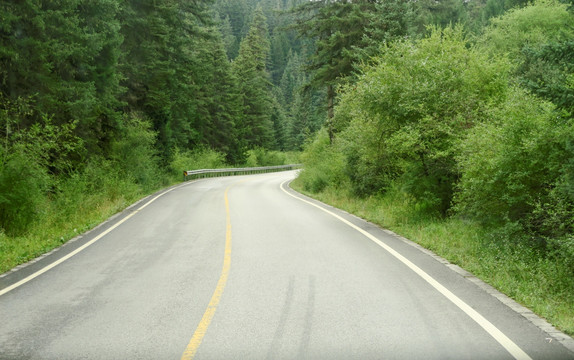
<box><xmin>232</xmin><ymin>6</ymin><xmax>276</xmax><ymax>150</ymax></box>
<box><xmin>119</xmin><ymin>0</ymin><xmax>213</xmax><ymax>159</ymax></box>
<box><xmin>290</xmin><ymin>0</ymin><xmax>409</xmax><ymax>142</ymax></box>
<box><xmin>411</xmin><ymin>0</ymin><xmax>467</xmax><ymax>33</ymax></box>
<box><xmin>280</xmin><ymin>51</ymin><xmax>306</xmax><ymax>149</ymax></box>
<box><xmin>213</xmin><ymin>0</ymin><xmax>250</xmax><ymax>55</ymax></box>
<box><xmin>218</xmin><ymin>15</ymin><xmax>238</xmax><ymax>59</ymax></box>
<box><xmin>76</xmin><ymin>0</ymin><xmax>124</xmax><ymax>156</ymax></box>
<box><xmin>293</xmin><ymin>0</ymin><xmax>375</xmax><ymax>140</ymax></box>
<box><xmin>191</xmin><ymin>23</ymin><xmax>243</xmax><ymax>163</ymax></box>
<box><xmin>0</xmin><ymin>0</ymin><xmax>124</xmax><ymax>165</ymax></box>
<box><xmin>120</xmin><ymin>0</ymin><xmax>179</xmax><ymax>157</ymax></box>
<box><xmin>270</xmin><ymin>31</ymin><xmax>291</xmax><ymax>84</ymax></box>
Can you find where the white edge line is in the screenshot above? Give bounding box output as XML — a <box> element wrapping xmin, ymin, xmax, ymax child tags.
<box><xmin>0</xmin><ymin>184</ymin><xmax>184</xmax><ymax>297</ymax></box>
<box><xmin>280</xmin><ymin>180</ymin><xmax>532</xmax><ymax>360</ymax></box>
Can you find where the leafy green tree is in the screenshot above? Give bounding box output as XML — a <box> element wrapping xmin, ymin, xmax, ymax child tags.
<box><xmin>335</xmin><ymin>27</ymin><xmax>509</xmax><ymax>214</ymax></box>
<box><xmin>455</xmin><ymin>88</ymin><xmax>574</xmax><ymax>243</ymax></box>
<box><xmin>519</xmin><ymin>41</ymin><xmax>574</xmax><ymax>114</ymax></box>
<box><xmin>479</xmin><ymin>0</ymin><xmax>574</xmax><ymax>59</ymax></box>
<box><xmin>479</xmin><ymin>0</ymin><xmax>574</xmax><ymax>115</ymax></box>
<box><xmin>454</xmin><ymin>0</ymin><xmax>574</xmax><ymax>240</ymax></box>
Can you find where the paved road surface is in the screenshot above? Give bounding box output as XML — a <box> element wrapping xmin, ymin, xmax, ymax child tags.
<box><xmin>1</xmin><ymin>171</ymin><xmax>573</xmax><ymax>359</ymax></box>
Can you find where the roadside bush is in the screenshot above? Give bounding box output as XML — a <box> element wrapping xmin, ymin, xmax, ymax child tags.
<box><xmin>335</xmin><ymin>26</ymin><xmax>508</xmax><ymax>215</ymax></box>
<box><xmin>170</xmin><ymin>147</ymin><xmax>227</xmax><ymax>180</ymax></box>
<box><xmin>297</xmin><ymin>129</ymin><xmax>347</xmax><ymax>193</ymax></box>
<box><xmin>480</xmin><ymin>0</ymin><xmax>574</xmax><ymax>115</ymax></box>
<box><xmin>0</xmin><ymin>148</ymin><xmax>49</xmax><ymax>236</ymax></box>
<box><xmin>110</xmin><ymin>115</ymin><xmax>163</xmax><ymax>190</ymax></box>
<box><xmin>10</xmin><ymin>114</ymin><xmax>84</xmax><ymax>177</ymax></box>
<box><xmin>0</xmin><ymin>103</ymin><xmax>80</xmax><ymax>236</ymax></box>
<box><xmin>245</xmin><ymin>147</ymin><xmax>287</xmax><ymax>167</ymax></box>
<box><xmin>455</xmin><ymin>88</ymin><xmax>574</xmax><ymax>240</ymax></box>
<box><xmin>52</xmin><ymin>157</ymin><xmax>140</xmax><ymax>221</ymax></box>
<box><xmin>339</xmin><ymin>116</ymin><xmax>400</xmax><ymax>197</ymax></box>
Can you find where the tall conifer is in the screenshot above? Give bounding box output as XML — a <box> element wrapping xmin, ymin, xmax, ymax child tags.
<box><xmin>232</xmin><ymin>6</ymin><xmax>275</xmax><ymax>150</ymax></box>
<box><xmin>0</xmin><ymin>0</ymin><xmax>123</xmax><ymax>161</ymax></box>
<box><xmin>290</xmin><ymin>0</ymin><xmax>409</xmax><ymax>141</ymax></box>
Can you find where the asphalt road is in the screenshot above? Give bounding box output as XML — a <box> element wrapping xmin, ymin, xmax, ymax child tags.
<box><xmin>1</xmin><ymin>170</ymin><xmax>573</xmax><ymax>359</ymax></box>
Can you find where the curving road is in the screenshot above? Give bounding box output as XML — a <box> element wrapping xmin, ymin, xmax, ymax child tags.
<box><xmin>1</xmin><ymin>171</ymin><xmax>573</xmax><ymax>359</ymax></box>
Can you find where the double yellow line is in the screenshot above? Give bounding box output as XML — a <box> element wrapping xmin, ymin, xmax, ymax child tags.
<box><xmin>180</xmin><ymin>185</ymin><xmax>234</xmax><ymax>360</ymax></box>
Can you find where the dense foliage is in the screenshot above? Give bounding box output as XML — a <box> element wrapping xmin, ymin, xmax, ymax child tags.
<box><xmin>297</xmin><ymin>0</ymin><xmax>574</xmax><ymax>315</ymax></box>
<box><xmin>0</xmin><ymin>0</ymin><xmax>305</xmax><ymax>237</ymax></box>
<box><xmin>334</xmin><ymin>27</ymin><xmax>509</xmax><ymax>215</ymax></box>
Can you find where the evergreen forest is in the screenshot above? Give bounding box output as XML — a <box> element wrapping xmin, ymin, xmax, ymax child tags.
<box><xmin>1</xmin><ymin>0</ymin><xmax>574</xmax><ymax>335</ymax></box>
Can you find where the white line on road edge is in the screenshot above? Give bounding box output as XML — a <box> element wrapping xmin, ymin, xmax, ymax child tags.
<box><xmin>280</xmin><ymin>180</ymin><xmax>532</xmax><ymax>360</ymax></box>
<box><xmin>0</xmin><ymin>184</ymin><xmax>185</xmax><ymax>298</ymax></box>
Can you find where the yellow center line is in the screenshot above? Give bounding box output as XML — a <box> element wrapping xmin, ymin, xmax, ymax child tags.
<box><xmin>180</xmin><ymin>185</ymin><xmax>234</xmax><ymax>360</ymax></box>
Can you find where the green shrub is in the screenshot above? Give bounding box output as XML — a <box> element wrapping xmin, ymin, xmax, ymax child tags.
<box><xmin>0</xmin><ymin>148</ymin><xmax>49</xmax><ymax>236</ymax></box>
<box><xmin>479</xmin><ymin>0</ymin><xmax>574</xmax><ymax>61</ymax></box>
<box><xmin>170</xmin><ymin>147</ymin><xmax>227</xmax><ymax>179</ymax></box>
<box><xmin>297</xmin><ymin>129</ymin><xmax>347</xmax><ymax>193</ymax></box>
<box><xmin>455</xmin><ymin>88</ymin><xmax>574</xmax><ymax>240</ymax></box>
<box><xmin>245</xmin><ymin>147</ymin><xmax>288</xmax><ymax>167</ymax></box>
<box><xmin>51</xmin><ymin>157</ymin><xmax>141</xmax><ymax>225</ymax></box>
<box><xmin>110</xmin><ymin>115</ymin><xmax>162</xmax><ymax>190</ymax></box>
<box><xmin>335</xmin><ymin>26</ymin><xmax>509</xmax><ymax>214</ymax></box>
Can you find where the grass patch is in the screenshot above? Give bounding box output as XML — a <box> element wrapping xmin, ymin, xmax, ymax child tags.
<box><xmin>291</xmin><ymin>178</ymin><xmax>574</xmax><ymax>336</ymax></box>
<box><xmin>0</xmin><ymin>180</ymin><xmax>162</xmax><ymax>275</ymax></box>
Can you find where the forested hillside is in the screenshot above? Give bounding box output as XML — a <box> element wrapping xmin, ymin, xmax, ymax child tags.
<box><xmin>0</xmin><ymin>0</ymin><xmax>535</xmax><ymax>237</ymax></box>
<box><xmin>1</xmin><ymin>0</ymin><xmax>573</xmax><ymax>335</ymax></box>
<box><xmin>0</xmin><ymin>0</ymin><xmax>308</xmax><ymax>242</ymax></box>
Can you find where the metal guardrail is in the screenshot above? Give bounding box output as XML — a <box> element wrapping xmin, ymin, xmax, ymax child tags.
<box><xmin>183</xmin><ymin>164</ymin><xmax>302</xmax><ymax>181</ymax></box>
